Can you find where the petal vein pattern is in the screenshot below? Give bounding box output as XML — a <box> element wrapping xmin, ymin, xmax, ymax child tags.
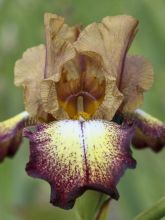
<box><xmin>25</xmin><ymin>120</ymin><xmax>136</xmax><ymax>209</ymax></box>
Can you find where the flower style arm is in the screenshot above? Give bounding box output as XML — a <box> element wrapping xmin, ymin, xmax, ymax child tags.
<box><xmin>126</xmin><ymin>109</ymin><xmax>165</xmax><ymax>152</ymax></box>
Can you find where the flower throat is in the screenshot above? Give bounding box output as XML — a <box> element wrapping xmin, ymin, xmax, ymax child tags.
<box><xmin>56</xmin><ymin>71</ymin><xmax>106</xmax><ymax>120</ymax></box>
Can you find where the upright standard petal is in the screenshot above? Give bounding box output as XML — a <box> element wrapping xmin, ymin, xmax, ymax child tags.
<box><xmin>0</xmin><ymin>111</ymin><xmax>29</xmax><ymax>162</ymax></box>
<box><xmin>44</xmin><ymin>13</ymin><xmax>77</xmax><ymax>80</ymax></box>
<box><xmin>25</xmin><ymin>120</ymin><xmax>136</xmax><ymax>209</ymax></box>
<box><xmin>41</xmin><ymin>13</ymin><xmax>78</xmax><ymax>118</ymax></box>
<box><xmin>127</xmin><ymin>109</ymin><xmax>165</xmax><ymax>152</ymax></box>
<box><xmin>14</xmin><ymin>45</ymin><xmax>45</xmax><ymax>116</ymax></box>
<box><xmin>74</xmin><ymin>15</ymin><xmax>138</xmax><ymax>82</ymax></box>
<box><xmin>120</xmin><ymin>56</ymin><xmax>153</xmax><ymax>112</ymax></box>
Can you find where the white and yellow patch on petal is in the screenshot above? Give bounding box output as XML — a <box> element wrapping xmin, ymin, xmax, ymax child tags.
<box><xmin>0</xmin><ymin>111</ymin><xmax>29</xmax><ymax>136</ymax></box>
<box><xmin>25</xmin><ymin>119</ymin><xmax>135</xmax><ymax>209</ymax></box>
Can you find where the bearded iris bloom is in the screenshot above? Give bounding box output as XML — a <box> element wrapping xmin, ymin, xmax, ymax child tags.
<box><xmin>0</xmin><ymin>13</ymin><xmax>165</xmax><ymax>210</ymax></box>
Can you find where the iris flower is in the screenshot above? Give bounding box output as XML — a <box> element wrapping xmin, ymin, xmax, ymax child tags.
<box><xmin>0</xmin><ymin>13</ymin><xmax>165</xmax><ymax>210</ymax></box>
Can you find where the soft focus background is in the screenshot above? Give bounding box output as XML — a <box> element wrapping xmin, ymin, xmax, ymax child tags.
<box><xmin>0</xmin><ymin>0</ymin><xmax>165</xmax><ymax>219</ymax></box>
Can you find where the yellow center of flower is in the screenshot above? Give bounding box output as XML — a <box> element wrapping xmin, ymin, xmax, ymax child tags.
<box><xmin>73</xmin><ymin>112</ymin><xmax>91</xmax><ymax>120</ymax></box>
<box><xmin>56</xmin><ymin>72</ymin><xmax>106</xmax><ymax>119</ymax></box>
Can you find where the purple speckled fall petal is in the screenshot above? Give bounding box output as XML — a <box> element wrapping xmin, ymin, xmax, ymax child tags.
<box><xmin>0</xmin><ymin>111</ymin><xmax>29</xmax><ymax>162</ymax></box>
<box><xmin>24</xmin><ymin>120</ymin><xmax>136</xmax><ymax>209</ymax></box>
<box><xmin>130</xmin><ymin>109</ymin><xmax>165</xmax><ymax>152</ymax></box>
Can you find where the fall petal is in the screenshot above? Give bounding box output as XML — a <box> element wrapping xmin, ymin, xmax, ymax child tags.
<box><xmin>0</xmin><ymin>111</ymin><xmax>29</xmax><ymax>162</ymax></box>
<box><xmin>14</xmin><ymin>45</ymin><xmax>46</xmax><ymax>116</ymax></box>
<box><xmin>75</xmin><ymin>15</ymin><xmax>138</xmax><ymax>82</ymax></box>
<box><xmin>128</xmin><ymin>109</ymin><xmax>165</xmax><ymax>152</ymax></box>
<box><xmin>120</xmin><ymin>56</ymin><xmax>154</xmax><ymax>112</ymax></box>
<box><xmin>25</xmin><ymin>120</ymin><xmax>135</xmax><ymax>209</ymax></box>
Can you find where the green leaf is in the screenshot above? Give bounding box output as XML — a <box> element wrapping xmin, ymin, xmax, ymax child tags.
<box><xmin>133</xmin><ymin>196</ymin><xmax>165</xmax><ymax>220</ymax></box>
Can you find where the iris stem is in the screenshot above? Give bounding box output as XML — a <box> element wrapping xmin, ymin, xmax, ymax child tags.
<box><xmin>133</xmin><ymin>196</ymin><xmax>165</xmax><ymax>220</ymax></box>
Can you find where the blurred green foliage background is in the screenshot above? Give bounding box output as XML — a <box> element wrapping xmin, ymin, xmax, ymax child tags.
<box><xmin>0</xmin><ymin>0</ymin><xmax>165</xmax><ymax>219</ymax></box>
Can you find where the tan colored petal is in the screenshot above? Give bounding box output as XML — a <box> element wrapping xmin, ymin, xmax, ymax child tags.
<box><xmin>58</xmin><ymin>24</ymin><xmax>82</xmax><ymax>43</ymax></box>
<box><xmin>94</xmin><ymin>76</ymin><xmax>124</xmax><ymax>120</ymax></box>
<box><xmin>14</xmin><ymin>45</ymin><xmax>45</xmax><ymax>116</ymax></box>
<box><xmin>62</xmin><ymin>54</ymin><xmax>83</xmax><ymax>80</ymax></box>
<box><xmin>40</xmin><ymin>78</ymin><xmax>69</xmax><ymax>120</ymax></box>
<box><xmin>84</xmin><ymin>55</ymin><xmax>105</xmax><ymax>79</ymax></box>
<box><xmin>44</xmin><ymin>13</ymin><xmax>81</xmax><ymax>43</ymax></box>
<box><xmin>63</xmin><ymin>55</ymin><xmax>105</xmax><ymax>83</ymax></box>
<box><xmin>120</xmin><ymin>56</ymin><xmax>154</xmax><ymax>112</ymax></box>
<box><xmin>44</xmin><ymin>13</ymin><xmax>77</xmax><ymax>79</ymax></box>
<box><xmin>74</xmin><ymin>15</ymin><xmax>138</xmax><ymax>83</ymax></box>
<box><xmin>41</xmin><ymin>13</ymin><xmax>81</xmax><ymax>118</ymax></box>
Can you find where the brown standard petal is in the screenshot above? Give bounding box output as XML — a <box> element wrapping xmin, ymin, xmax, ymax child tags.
<box><xmin>126</xmin><ymin>109</ymin><xmax>165</xmax><ymax>152</ymax></box>
<box><xmin>74</xmin><ymin>15</ymin><xmax>138</xmax><ymax>82</ymax></box>
<box><xmin>44</xmin><ymin>13</ymin><xmax>78</xmax><ymax>80</ymax></box>
<box><xmin>120</xmin><ymin>56</ymin><xmax>154</xmax><ymax>112</ymax></box>
<box><xmin>0</xmin><ymin>111</ymin><xmax>29</xmax><ymax>162</ymax></box>
<box><xmin>14</xmin><ymin>45</ymin><xmax>45</xmax><ymax>117</ymax></box>
<box><xmin>41</xmin><ymin>13</ymin><xmax>80</xmax><ymax>118</ymax></box>
<box><xmin>24</xmin><ymin>120</ymin><xmax>136</xmax><ymax>209</ymax></box>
